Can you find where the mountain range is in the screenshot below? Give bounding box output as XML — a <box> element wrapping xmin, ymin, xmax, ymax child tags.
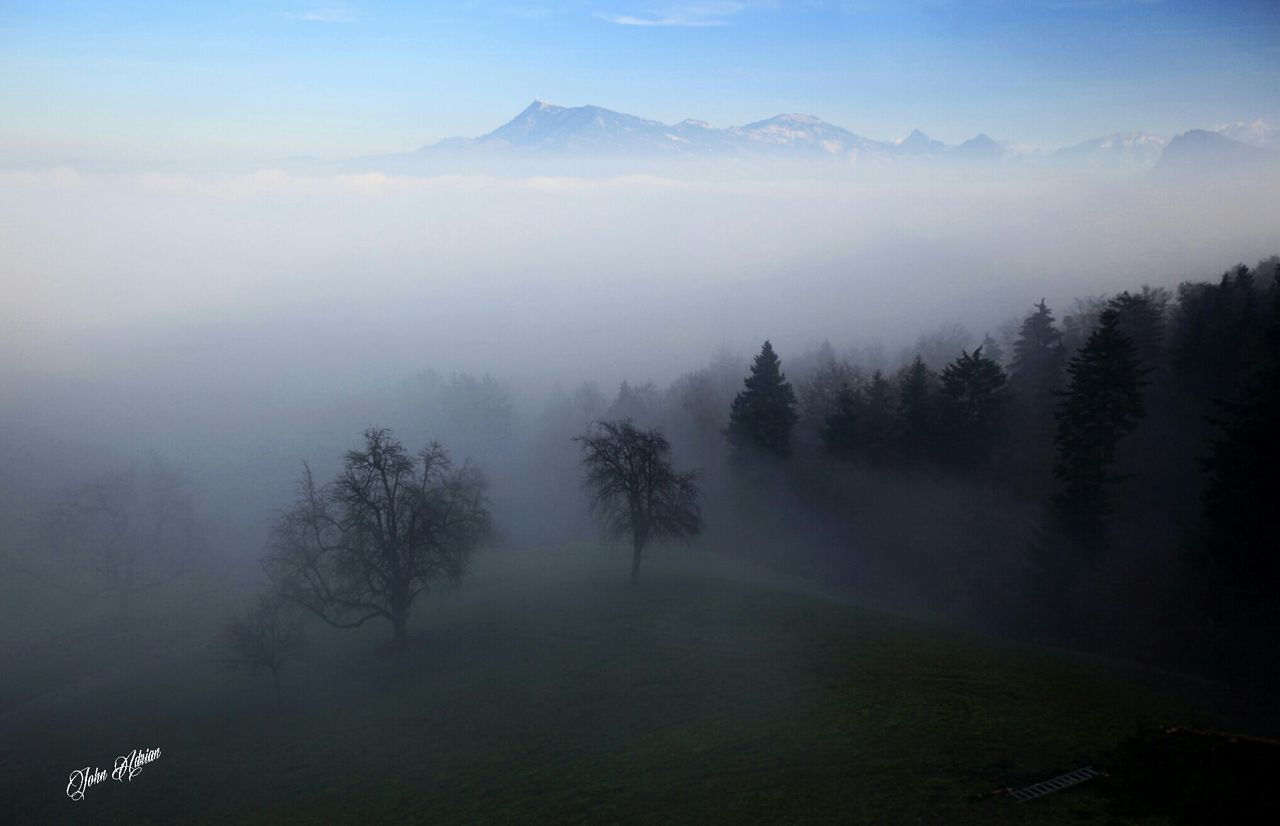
<box><xmin>352</xmin><ymin>100</ymin><xmax>1278</xmax><ymax>173</ymax></box>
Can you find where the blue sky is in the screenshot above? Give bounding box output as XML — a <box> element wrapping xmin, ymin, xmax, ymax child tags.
<box><xmin>2</xmin><ymin>1</ymin><xmax>1278</xmax><ymax>160</ymax></box>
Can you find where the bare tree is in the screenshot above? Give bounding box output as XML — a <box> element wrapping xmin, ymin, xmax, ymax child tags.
<box><xmin>267</xmin><ymin>428</ymin><xmax>490</xmax><ymax>649</ymax></box>
<box><xmin>46</xmin><ymin>453</ymin><xmax>198</xmax><ymax>622</ymax></box>
<box><xmin>220</xmin><ymin>593</ymin><xmax>305</xmax><ymax>709</ymax></box>
<box><xmin>576</xmin><ymin>420</ymin><xmax>702</xmax><ymax>585</ymax></box>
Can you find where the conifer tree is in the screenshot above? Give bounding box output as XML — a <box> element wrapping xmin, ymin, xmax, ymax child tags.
<box><xmin>1009</xmin><ymin>299</ymin><xmax>1064</xmax><ymax>418</ymax></box>
<box><xmin>896</xmin><ymin>355</ymin><xmax>937</xmax><ymax>463</ymax></box>
<box><xmin>1200</xmin><ymin>282</ymin><xmax>1280</xmax><ymax>634</ymax></box>
<box><xmin>938</xmin><ymin>346</ymin><xmax>1008</xmax><ymax>468</ymax></box>
<box><xmin>979</xmin><ymin>333</ymin><xmax>1005</xmax><ymax>367</ymax></box>
<box><xmin>860</xmin><ymin>370</ymin><xmax>897</xmax><ymax>464</ymax></box>
<box><xmin>1048</xmin><ymin>308</ymin><xmax>1148</xmax><ymax>551</ymax></box>
<box><xmin>1108</xmin><ymin>287</ymin><xmax>1169</xmax><ymax>375</ymax></box>
<box><xmin>725</xmin><ymin>341</ymin><xmax>799</xmax><ymax>459</ymax></box>
<box><xmin>820</xmin><ymin>383</ymin><xmax>860</xmax><ymax>460</ymax></box>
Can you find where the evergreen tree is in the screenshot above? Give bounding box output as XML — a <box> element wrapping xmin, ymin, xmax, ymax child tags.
<box><xmin>1048</xmin><ymin>308</ymin><xmax>1148</xmax><ymax>552</ymax></box>
<box><xmin>609</xmin><ymin>379</ymin><xmax>661</xmax><ymax>426</ymax></box>
<box><xmin>798</xmin><ymin>356</ymin><xmax>860</xmax><ymax>444</ymax></box>
<box><xmin>1172</xmin><ymin>265</ymin><xmax>1265</xmax><ymax>403</ymax></box>
<box><xmin>979</xmin><ymin>333</ymin><xmax>1005</xmax><ymax>367</ymax></box>
<box><xmin>820</xmin><ymin>383</ymin><xmax>860</xmax><ymax>460</ymax></box>
<box><xmin>938</xmin><ymin>346</ymin><xmax>1008</xmax><ymax>468</ymax></box>
<box><xmin>895</xmin><ymin>355</ymin><xmax>937</xmax><ymax>463</ymax></box>
<box><xmin>1009</xmin><ymin>299</ymin><xmax>1064</xmax><ymax>418</ymax></box>
<box><xmin>860</xmin><ymin>370</ymin><xmax>897</xmax><ymax>464</ymax></box>
<box><xmin>1199</xmin><ymin>281</ymin><xmax>1280</xmax><ymax>669</ymax></box>
<box><xmin>1108</xmin><ymin>287</ymin><xmax>1169</xmax><ymax>375</ymax></box>
<box><xmin>725</xmin><ymin>341</ymin><xmax>799</xmax><ymax>459</ymax></box>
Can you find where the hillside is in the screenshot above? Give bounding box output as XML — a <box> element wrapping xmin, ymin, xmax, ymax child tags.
<box><xmin>1</xmin><ymin>546</ymin><xmax>1251</xmax><ymax>824</ymax></box>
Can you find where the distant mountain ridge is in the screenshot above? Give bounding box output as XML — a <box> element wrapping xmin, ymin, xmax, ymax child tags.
<box><xmin>350</xmin><ymin>100</ymin><xmax>1277</xmax><ymax>173</ymax></box>
<box><xmin>417</xmin><ymin>100</ymin><xmax>1003</xmax><ymax>162</ymax></box>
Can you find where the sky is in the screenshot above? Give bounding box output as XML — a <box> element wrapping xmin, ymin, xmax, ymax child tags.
<box><xmin>2</xmin><ymin>1</ymin><xmax>1278</xmax><ymax>162</ymax></box>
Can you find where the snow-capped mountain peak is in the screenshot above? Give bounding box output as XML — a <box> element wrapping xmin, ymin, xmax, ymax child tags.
<box><xmin>391</xmin><ymin>100</ymin><xmax>1278</xmax><ymax>173</ymax></box>
<box><xmin>1213</xmin><ymin>119</ymin><xmax>1278</xmax><ymax>150</ymax></box>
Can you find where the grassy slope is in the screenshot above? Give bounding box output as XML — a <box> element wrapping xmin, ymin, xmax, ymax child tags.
<box><xmin>3</xmin><ymin>547</ymin><xmax>1202</xmax><ymax>824</ymax></box>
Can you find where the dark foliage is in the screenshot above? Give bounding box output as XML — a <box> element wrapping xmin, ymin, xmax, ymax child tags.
<box><xmin>725</xmin><ymin>340</ymin><xmax>800</xmax><ymax>459</ymax></box>
<box><xmin>937</xmin><ymin>346</ymin><xmax>1008</xmax><ymax>469</ymax></box>
<box><xmin>895</xmin><ymin>354</ymin><xmax>938</xmax><ymax>463</ymax></box>
<box><xmin>1048</xmin><ymin>308</ymin><xmax>1148</xmax><ymax>552</ymax></box>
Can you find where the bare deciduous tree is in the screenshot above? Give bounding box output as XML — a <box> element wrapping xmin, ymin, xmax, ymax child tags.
<box><xmin>267</xmin><ymin>427</ymin><xmax>490</xmax><ymax>649</ymax></box>
<box><xmin>576</xmin><ymin>420</ymin><xmax>702</xmax><ymax>585</ymax></box>
<box><xmin>220</xmin><ymin>593</ymin><xmax>305</xmax><ymax>709</ymax></box>
<box><xmin>46</xmin><ymin>453</ymin><xmax>198</xmax><ymax>621</ymax></box>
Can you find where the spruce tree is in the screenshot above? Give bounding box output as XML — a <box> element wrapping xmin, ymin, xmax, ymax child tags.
<box><xmin>861</xmin><ymin>370</ymin><xmax>897</xmax><ymax>465</ymax></box>
<box><xmin>1200</xmin><ymin>282</ymin><xmax>1280</xmax><ymax>645</ymax></box>
<box><xmin>725</xmin><ymin>341</ymin><xmax>799</xmax><ymax>459</ymax></box>
<box><xmin>820</xmin><ymin>383</ymin><xmax>860</xmax><ymax>460</ymax></box>
<box><xmin>1048</xmin><ymin>308</ymin><xmax>1148</xmax><ymax>552</ymax></box>
<box><xmin>938</xmin><ymin>346</ymin><xmax>1008</xmax><ymax>468</ymax></box>
<box><xmin>896</xmin><ymin>355</ymin><xmax>937</xmax><ymax>463</ymax></box>
<box><xmin>1108</xmin><ymin>287</ymin><xmax>1169</xmax><ymax>375</ymax></box>
<box><xmin>1010</xmin><ymin>299</ymin><xmax>1065</xmax><ymax>419</ymax></box>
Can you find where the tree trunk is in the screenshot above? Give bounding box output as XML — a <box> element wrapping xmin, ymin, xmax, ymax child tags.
<box><xmin>630</xmin><ymin>534</ymin><xmax>644</xmax><ymax>586</ymax></box>
<box><xmin>391</xmin><ymin>607</ymin><xmax>409</xmax><ymax>650</ymax></box>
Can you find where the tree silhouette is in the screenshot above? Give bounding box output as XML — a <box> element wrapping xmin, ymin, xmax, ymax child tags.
<box><xmin>820</xmin><ymin>383</ymin><xmax>861</xmax><ymax>460</ymax></box>
<box><xmin>896</xmin><ymin>354</ymin><xmax>938</xmax><ymax>463</ymax></box>
<box><xmin>220</xmin><ymin>593</ymin><xmax>305</xmax><ymax>709</ymax></box>
<box><xmin>46</xmin><ymin>454</ymin><xmax>199</xmax><ymax>624</ymax></box>
<box><xmin>1049</xmin><ymin>308</ymin><xmax>1148</xmax><ymax>552</ymax></box>
<box><xmin>1009</xmin><ymin>299</ymin><xmax>1064</xmax><ymax>419</ymax></box>
<box><xmin>725</xmin><ymin>341</ymin><xmax>799</xmax><ymax>459</ymax></box>
<box><xmin>1200</xmin><ymin>281</ymin><xmax>1280</xmax><ymax>673</ymax></box>
<box><xmin>939</xmin><ymin>347</ymin><xmax>1008</xmax><ymax>468</ymax></box>
<box><xmin>267</xmin><ymin>428</ymin><xmax>490</xmax><ymax>649</ymax></box>
<box><xmin>577</xmin><ymin>420</ymin><xmax>702</xmax><ymax>585</ymax></box>
<box><xmin>1108</xmin><ymin>287</ymin><xmax>1169</xmax><ymax>375</ymax></box>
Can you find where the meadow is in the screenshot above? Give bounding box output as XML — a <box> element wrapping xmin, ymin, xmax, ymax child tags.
<box><xmin>5</xmin><ymin>545</ymin><xmax>1250</xmax><ymax>824</ymax></box>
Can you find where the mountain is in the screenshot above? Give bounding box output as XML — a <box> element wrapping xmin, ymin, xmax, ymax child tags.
<box><xmin>1053</xmin><ymin>132</ymin><xmax>1168</xmax><ymax>168</ymax></box>
<box><xmin>891</xmin><ymin>129</ymin><xmax>948</xmax><ymax>157</ymax></box>
<box><xmin>727</xmin><ymin>113</ymin><xmax>884</xmax><ymax>157</ymax></box>
<box><xmin>953</xmin><ymin>134</ymin><xmax>1006</xmax><ymax>163</ymax></box>
<box><xmin>419</xmin><ymin>100</ymin><xmax>887</xmax><ymax>160</ymax></box>
<box><xmin>338</xmin><ymin>101</ymin><xmax>1278</xmax><ymax>176</ymax></box>
<box><xmin>1213</xmin><ymin>119</ymin><xmax>1278</xmax><ymax>151</ymax></box>
<box><xmin>430</xmin><ymin>100</ymin><xmax>713</xmax><ymax>155</ymax></box>
<box><xmin>1155</xmin><ymin>129</ymin><xmax>1276</xmax><ymax>175</ymax></box>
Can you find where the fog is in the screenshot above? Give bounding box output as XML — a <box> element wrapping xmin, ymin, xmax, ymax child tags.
<box><xmin>4</xmin><ymin>151</ymin><xmax>1280</xmax><ymax>819</ymax></box>
<box><xmin>5</xmin><ymin>158</ymin><xmax>1275</xmax><ymax>403</ymax></box>
<box><xmin>2</xmin><ymin>157</ymin><xmax>1274</xmax><ymax>546</ymax></box>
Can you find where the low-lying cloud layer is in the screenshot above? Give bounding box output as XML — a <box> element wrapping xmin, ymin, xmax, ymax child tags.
<box><xmin>2</xmin><ymin>160</ymin><xmax>1276</xmax><ymax>461</ymax></box>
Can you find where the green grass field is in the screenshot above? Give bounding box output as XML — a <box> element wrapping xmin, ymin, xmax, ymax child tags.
<box><xmin>0</xmin><ymin>547</ymin><xmax>1226</xmax><ymax>824</ymax></box>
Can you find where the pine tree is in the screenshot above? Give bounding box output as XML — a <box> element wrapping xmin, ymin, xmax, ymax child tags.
<box><xmin>1108</xmin><ymin>287</ymin><xmax>1169</xmax><ymax>375</ymax></box>
<box><xmin>1200</xmin><ymin>282</ymin><xmax>1280</xmax><ymax>636</ymax></box>
<box><xmin>938</xmin><ymin>346</ymin><xmax>1008</xmax><ymax>468</ymax></box>
<box><xmin>609</xmin><ymin>379</ymin><xmax>661</xmax><ymax>425</ymax></box>
<box><xmin>820</xmin><ymin>383</ymin><xmax>860</xmax><ymax>460</ymax></box>
<box><xmin>1048</xmin><ymin>308</ymin><xmax>1148</xmax><ymax>552</ymax></box>
<box><xmin>1009</xmin><ymin>299</ymin><xmax>1065</xmax><ymax>419</ymax></box>
<box><xmin>896</xmin><ymin>355</ymin><xmax>937</xmax><ymax>463</ymax></box>
<box><xmin>725</xmin><ymin>341</ymin><xmax>800</xmax><ymax>459</ymax></box>
<box><xmin>979</xmin><ymin>333</ymin><xmax>1005</xmax><ymax>367</ymax></box>
<box><xmin>861</xmin><ymin>370</ymin><xmax>897</xmax><ymax>464</ymax></box>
